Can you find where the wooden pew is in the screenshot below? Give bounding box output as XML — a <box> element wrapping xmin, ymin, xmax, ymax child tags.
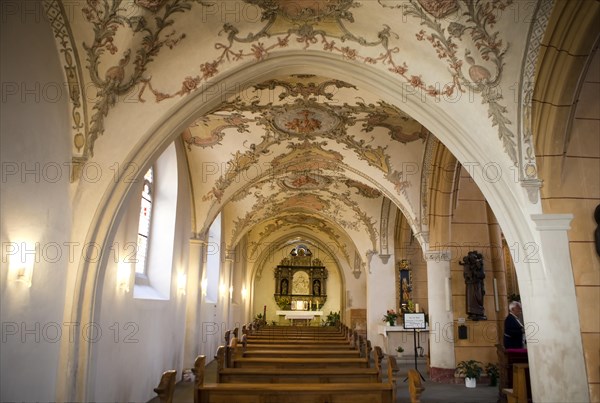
<box><xmin>408</xmin><ymin>369</ymin><xmax>425</xmax><ymax>403</ymax></box>
<box><xmin>215</xmin><ymin>344</ymin><xmax>381</xmax><ymax>383</ymax></box>
<box><xmin>242</xmin><ymin>349</ymin><xmax>361</xmax><ymax>358</ymax></box>
<box><xmin>195</xmin><ymin>355</ymin><xmax>396</xmax><ymax>403</ymax></box>
<box><xmin>502</xmin><ymin>363</ymin><xmax>529</xmax><ymax>403</ymax></box>
<box><xmin>233</xmin><ymin>356</ymin><xmax>369</xmax><ymax>369</ymax></box>
<box><xmin>153</xmin><ymin>370</ymin><xmax>177</xmax><ymax>403</ymax></box>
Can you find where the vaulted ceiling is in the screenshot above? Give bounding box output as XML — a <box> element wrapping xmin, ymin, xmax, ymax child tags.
<box><xmin>49</xmin><ymin>0</ymin><xmax>534</xmax><ymax>266</ymax></box>
<box><xmin>183</xmin><ymin>74</ymin><xmax>429</xmax><ymax>255</ymax></box>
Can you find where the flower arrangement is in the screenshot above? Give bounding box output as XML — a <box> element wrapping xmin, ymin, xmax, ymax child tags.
<box><xmin>382</xmin><ymin>309</ymin><xmax>398</xmax><ymax>326</ymax></box>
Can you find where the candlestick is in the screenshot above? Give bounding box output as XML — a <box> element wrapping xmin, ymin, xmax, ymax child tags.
<box><xmin>415</xmin><ymin>303</ymin><xmax>420</xmax><ymax>313</ymax></box>
<box><xmin>316</xmin><ymin>301</ymin><xmax>319</xmax><ymax>310</ymax></box>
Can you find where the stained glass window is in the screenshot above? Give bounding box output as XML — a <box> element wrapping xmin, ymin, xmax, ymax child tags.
<box><xmin>135</xmin><ymin>167</ymin><xmax>154</xmax><ymax>274</ymax></box>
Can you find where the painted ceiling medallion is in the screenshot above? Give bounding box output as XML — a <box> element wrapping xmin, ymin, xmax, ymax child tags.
<box><xmin>273</xmin><ymin>106</ymin><xmax>340</xmax><ymax>136</ymax></box>
<box><xmin>280</xmin><ymin>172</ymin><xmax>332</xmax><ymax>190</ymax></box>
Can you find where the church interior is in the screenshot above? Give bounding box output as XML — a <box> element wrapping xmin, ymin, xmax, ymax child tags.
<box><xmin>1</xmin><ymin>0</ymin><xmax>598</xmax><ymax>402</ymax></box>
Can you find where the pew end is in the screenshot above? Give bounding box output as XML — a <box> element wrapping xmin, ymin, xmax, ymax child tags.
<box><xmin>408</xmin><ymin>369</ymin><xmax>425</xmax><ymax>403</ymax></box>
<box><xmin>153</xmin><ymin>369</ymin><xmax>177</xmax><ymax>403</ymax></box>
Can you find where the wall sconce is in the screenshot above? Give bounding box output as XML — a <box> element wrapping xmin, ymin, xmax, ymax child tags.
<box><xmin>117</xmin><ymin>263</ymin><xmax>131</xmax><ymax>293</ymax></box>
<box><xmin>9</xmin><ymin>242</ymin><xmax>35</xmax><ymax>288</ymax></box>
<box><xmin>177</xmin><ymin>272</ymin><xmax>187</xmax><ymax>296</ymax></box>
<box><xmin>219</xmin><ymin>282</ymin><xmax>227</xmax><ymax>299</ymax></box>
<box><xmin>241</xmin><ymin>285</ymin><xmax>248</xmax><ymax>300</ymax></box>
<box><xmin>229</xmin><ymin>286</ymin><xmax>233</xmax><ymax>300</ymax></box>
<box><xmin>201</xmin><ymin>278</ymin><xmax>207</xmax><ymax>296</ymax></box>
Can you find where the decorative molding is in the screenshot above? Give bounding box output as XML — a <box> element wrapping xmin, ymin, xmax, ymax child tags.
<box><xmin>531</xmin><ymin>214</ymin><xmax>573</xmax><ymax>231</ymax></box>
<box><xmin>379</xmin><ymin>198</ymin><xmax>391</xmax><ymax>257</ymax></box>
<box><xmin>420</xmin><ymin>133</ymin><xmax>438</xmax><ymax>227</ymax></box>
<box><xmin>413</xmin><ymin>231</ymin><xmax>429</xmax><ymax>248</ymax></box>
<box><xmin>379</xmin><ymin>254</ymin><xmax>391</xmax><ymax>264</ymax></box>
<box><xmin>424</xmin><ymin>250</ymin><xmax>452</xmax><ymax>262</ymax></box>
<box><xmin>517</xmin><ymin>0</ymin><xmax>553</xmax><ymax>204</ymax></box>
<box><xmin>43</xmin><ymin>0</ymin><xmax>89</xmax><ymax>181</ymax></box>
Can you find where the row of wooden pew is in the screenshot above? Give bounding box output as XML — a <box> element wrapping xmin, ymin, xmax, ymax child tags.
<box><xmin>154</xmin><ymin>323</ymin><xmax>425</xmax><ymax>403</ymax></box>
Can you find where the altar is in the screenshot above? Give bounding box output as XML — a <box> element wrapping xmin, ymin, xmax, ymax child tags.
<box><xmin>276</xmin><ymin>310</ymin><xmax>324</xmax><ymax>326</ymax></box>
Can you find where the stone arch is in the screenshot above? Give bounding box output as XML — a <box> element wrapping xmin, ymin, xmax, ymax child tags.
<box><xmin>57</xmin><ymin>51</ymin><xmax>547</xmax><ymax>400</ymax></box>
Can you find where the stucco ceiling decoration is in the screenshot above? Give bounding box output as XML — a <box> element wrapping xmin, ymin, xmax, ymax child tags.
<box><xmin>272</xmin><ymin>106</ymin><xmax>341</xmax><ymax>136</ymax></box>
<box><xmin>279</xmin><ymin>172</ymin><xmax>333</xmax><ymax>191</ymax></box>
<box><xmin>50</xmin><ymin>0</ymin><xmax>529</xmax><ymax>193</ymax></box>
<box><xmin>189</xmin><ymin>76</ymin><xmax>427</xmax><ymax>207</ymax></box>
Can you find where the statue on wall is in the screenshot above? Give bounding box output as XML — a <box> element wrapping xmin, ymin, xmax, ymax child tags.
<box><xmin>313</xmin><ymin>280</ymin><xmax>321</xmax><ymax>296</ymax></box>
<box><xmin>280</xmin><ymin>279</ymin><xmax>289</xmax><ymax>295</ymax></box>
<box><xmin>460</xmin><ymin>251</ymin><xmax>487</xmax><ymax>320</ymax></box>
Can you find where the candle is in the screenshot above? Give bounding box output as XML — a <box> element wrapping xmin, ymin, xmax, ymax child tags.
<box><xmin>309</xmin><ymin>300</ymin><xmax>312</xmax><ymax>310</ymax></box>
<box><xmin>316</xmin><ymin>301</ymin><xmax>319</xmax><ymax>310</ymax></box>
<box><xmin>415</xmin><ymin>303</ymin><xmax>420</xmax><ymax>313</ymax></box>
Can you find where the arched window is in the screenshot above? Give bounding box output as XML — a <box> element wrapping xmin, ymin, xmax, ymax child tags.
<box><xmin>135</xmin><ymin>167</ymin><xmax>154</xmax><ymax>274</ymax></box>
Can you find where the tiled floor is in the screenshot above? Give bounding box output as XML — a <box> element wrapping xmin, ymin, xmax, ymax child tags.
<box><xmin>148</xmin><ymin>356</ymin><xmax>499</xmax><ymax>403</ymax></box>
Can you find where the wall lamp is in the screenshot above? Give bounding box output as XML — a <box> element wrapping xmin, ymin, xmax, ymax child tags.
<box><xmin>177</xmin><ymin>272</ymin><xmax>187</xmax><ymax>296</ymax></box>
<box><xmin>9</xmin><ymin>242</ymin><xmax>36</xmax><ymax>288</ymax></box>
<box><xmin>116</xmin><ymin>263</ymin><xmax>131</xmax><ymax>293</ymax></box>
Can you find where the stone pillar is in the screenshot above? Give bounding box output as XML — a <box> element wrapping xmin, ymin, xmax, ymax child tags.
<box><xmin>182</xmin><ymin>238</ymin><xmax>205</xmax><ymax>368</ymax></box>
<box><xmin>366</xmin><ymin>252</ymin><xmax>396</xmax><ymax>345</ymax></box>
<box><xmin>526</xmin><ymin>214</ymin><xmax>589</xmax><ymax>402</ymax></box>
<box><xmin>224</xmin><ymin>249</ymin><xmax>236</xmax><ymax>329</ymax></box>
<box><xmin>425</xmin><ymin>250</ymin><xmax>455</xmax><ymax>382</ymax></box>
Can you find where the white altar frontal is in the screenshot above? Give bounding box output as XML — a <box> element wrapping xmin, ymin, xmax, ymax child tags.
<box><xmin>276</xmin><ymin>310</ymin><xmax>324</xmax><ymax>326</ymax></box>
<box><xmin>377</xmin><ymin>325</ymin><xmax>429</xmax><ymax>356</ymax></box>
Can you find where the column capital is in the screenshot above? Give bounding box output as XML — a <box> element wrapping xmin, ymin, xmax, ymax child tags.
<box><xmin>531</xmin><ymin>214</ymin><xmax>574</xmax><ymax>231</ymax></box>
<box><xmin>224</xmin><ymin>249</ymin><xmax>236</xmax><ymax>262</ymax></box>
<box><xmin>423</xmin><ymin>250</ymin><xmax>451</xmax><ymax>262</ymax></box>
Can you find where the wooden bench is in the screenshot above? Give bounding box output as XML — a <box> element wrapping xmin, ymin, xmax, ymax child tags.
<box><xmin>153</xmin><ymin>369</ymin><xmax>176</xmax><ymax>403</ymax></box>
<box><xmin>502</xmin><ymin>363</ymin><xmax>529</xmax><ymax>403</ymax></box>
<box><xmin>215</xmin><ymin>345</ymin><xmax>381</xmax><ymax>384</ymax></box>
<box><xmin>241</xmin><ymin>349</ymin><xmax>361</xmax><ymax>358</ymax></box>
<box><xmin>408</xmin><ymin>369</ymin><xmax>425</xmax><ymax>403</ymax></box>
<box><xmin>195</xmin><ymin>355</ymin><xmax>395</xmax><ymax>403</ymax></box>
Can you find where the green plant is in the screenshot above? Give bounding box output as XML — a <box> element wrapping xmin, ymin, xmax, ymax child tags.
<box><xmin>456</xmin><ymin>360</ymin><xmax>483</xmax><ymax>379</ymax></box>
<box><xmin>322</xmin><ymin>311</ymin><xmax>340</xmax><ymax>326</ymax></box>
<box><xmin>382</xmin><ymin>309</ymin><xmax>398</xmax><ymax>324</ymax></box>
<box><xmin>485</xmin><ymin>363</ymin><xmax>500</xmax><ymax>386</ymax></box>
<box><xmin>395</xmin><ymin>346</ymin><xmax>404</xmax><ymax>353</ymax></box>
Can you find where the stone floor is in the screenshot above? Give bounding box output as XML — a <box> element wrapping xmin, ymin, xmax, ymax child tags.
<box><xmin>148</xmin><ymin>356</ymin><xmax>500</xmax><ymax>403</ymax></box>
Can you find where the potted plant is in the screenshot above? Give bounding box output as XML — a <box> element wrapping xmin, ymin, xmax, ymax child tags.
<box><xmin>485</xmin><ymin>363</ymin><xmax>500</xmax><ymax>386</ymax></box>
<box><xmin>395</xmin><ymin>346</ymin><xmax>404</xmax><ymax>358</ymax></box>
<box><xmin>382</xmin><ymin>309</ymin><xmax>398</xmax><ymax>326</ymax></box>
<box><xmin>456</xmin><ymin>360</ymin><xmax>483</xmax><ymax>388</ymax></box>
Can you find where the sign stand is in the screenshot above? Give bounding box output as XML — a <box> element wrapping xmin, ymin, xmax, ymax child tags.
<box><xmin>402</xmin><ymin>312</ymin><xmax>426</xmax><ymax>382</ymax></box>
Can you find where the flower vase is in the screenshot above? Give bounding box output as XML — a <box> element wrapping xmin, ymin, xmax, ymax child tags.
<box><xmin>388</xmin><ymin>320</ymin><xmax>395</xmax><ymax>326</ymax></box>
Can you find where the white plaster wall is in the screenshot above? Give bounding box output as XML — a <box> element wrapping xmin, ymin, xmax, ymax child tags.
<box><xmin>90</xmin><ymin>142</ymin><xmax>191</xmax><ymax>402</ymax></box>
<box><xmin>0</xmin><ymin>8</ymin><xmax>72</xmax><ymax>401</ymax></box>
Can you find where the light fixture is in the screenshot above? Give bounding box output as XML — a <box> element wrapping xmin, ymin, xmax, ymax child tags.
<box><xmin>9</xmin><ymin>241</ymin><xmax>35</xmax><ymax>288</ymax></box>
<box><xmin>117</xmin><ymin>263</ymin><xmax>131</xmax><ymax>292</ymax></box>
<box><xmin>201</xmin><ymin>278</ymin><xmax>207</xmax><ymax>296</ymax></box>
<box><xmin>219</xmin><ymin>282</ymin><xmax>227</xmax><ymax>298</ymax></box>
<box><xmin>229</xmin><ymin>286</ymin><xmax>233</xmax><ymax>300</ymax></box>
<box><xmin>177</xmin><ymin>272</ymin><xmax>187</xmax><ymax>296</ymax></box>
<box><xmin>241</xmin><ymin>285</ymin><xmax>248</xmax><ymax>300</ymax></box>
